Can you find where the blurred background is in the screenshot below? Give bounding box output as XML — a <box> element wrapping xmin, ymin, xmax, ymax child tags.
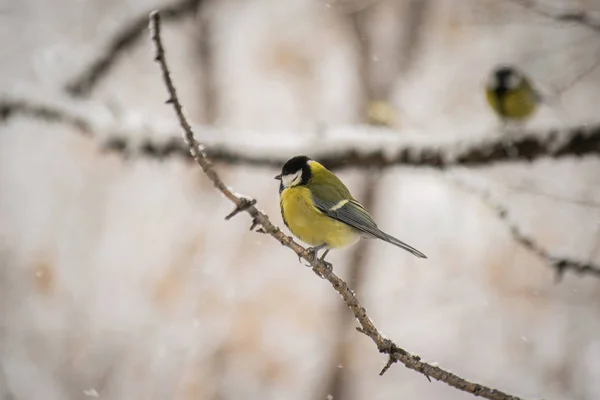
<box><xmin>1</xmin><ymin>0</ymin><xmax>600</xmax><ymax>399</ymax></box>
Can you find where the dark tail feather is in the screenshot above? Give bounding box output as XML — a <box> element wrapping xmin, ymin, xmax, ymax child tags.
<box><xmin>375</xmin><ymin>229</ymin><xmax>427</xmax><ymax>259</ymax></box>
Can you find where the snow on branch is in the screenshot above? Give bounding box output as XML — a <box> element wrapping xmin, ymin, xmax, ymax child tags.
<box><xmin>2</xmin><ymin>95</ymin><xmax>600</xmax><ymax>171</ymax></box>
<box><xmin>507</xmin><ymin>0</ymin><xmax>600</xmax><ymax>32</ymax></box>
<box><xmin>148</xmin><ymin>10</ymin><xmax>530</xmax><ymax>400</ymax></box>
<box><xmin>65</xmin><ymin>0</ymin><xmax>206</xmax><ymax>97</ymax></box>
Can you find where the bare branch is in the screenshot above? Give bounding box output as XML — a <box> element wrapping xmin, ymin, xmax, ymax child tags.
<box><xmin>476</xmin><ymin>177</ymin><xmax>600</xmax><ymax>209</ymax></box>
<box><xmin>507</xmin><ymin>0</ymin><xmax>600</xmax><ymax>32</ymax></box>
<box><xmin>453</xmin><ymin>179</ymin><xmax>600</xmax><ymax>281</ymax></box>
<box><xmin>0</xmin><ymin>98</ymin><xmax>92</xmax><ymax>135</ymax></box>
<box><xmin>65</xmin><ymin>0</ymin><xmax>205</xmax><ymax>98</ymax></box>
<box><xmin>550</xmin><ymin>48</ymin><xmax>600</xmax><ymax>97</ymax></box>
<box><xmin>149</xmin><ymin>10</ymin><xmax>531</xmax><ymax>400</ymax></box>
<box><xmin>396</xmin><ymin>0</ymin><xmax>430</xmax><ymax>76</ymax></box>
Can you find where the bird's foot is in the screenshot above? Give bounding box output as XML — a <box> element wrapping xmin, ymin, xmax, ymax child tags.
<box><xmin>303</xmin><ymin>245</ymin><xmax>326</xmax><ymax>267</ymax></box>
<box><xmin>306</xmin><ymin>247</ymin><xmax>332</xmax><ymax>279</ymax></box>
<box><xmin>297</xmin><ymin>249</ymin><xmax>316</xmax><ymax>266</ymax></box>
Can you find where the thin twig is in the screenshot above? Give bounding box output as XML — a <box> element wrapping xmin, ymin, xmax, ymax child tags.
<box><xmin>2</xmin><ymin>97</ymin><xmax>600</xmax><ymax>171</ymax></box>
<box><xmin>65</xmin><ymin>0</ymin><xmax>205</xmax><ymax>97</ymax></box>
<box><xmin>550</xmin><ymin>47</ymin><xmax>600</xmax><ymax>97</ymax></box>
<box><xmin>452</xmin><ymin>179</ymin><xmax>600</xmax><ymax>281</ymax></box>
<box><xmin>478</xmin><ymin>177</ymin><xmax>600</xmax><ymax>209</ymax></box>
<box><xmin>507</xmin><ymin>0</ymin><xmax>600</xmax><ymax>32</ymax></box>
<box><xmin>149</xmin><ymin>10</ymin><xmax>531</xmax><ymax>400</ymax></box>
<box><xmin>0</xmin><ymin>98</ymin><xmax>92</xmax><ymax>134</ymax></box>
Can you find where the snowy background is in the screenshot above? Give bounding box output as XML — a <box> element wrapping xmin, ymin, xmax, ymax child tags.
<box><xmin>1</xmin><ymin>0</ymin><xmax>600</xmax><ymax>399</ymax></box>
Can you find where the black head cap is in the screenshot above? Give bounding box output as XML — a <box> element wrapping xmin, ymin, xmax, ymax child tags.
<box><xmin>494</xmin><ymin>65</ymin><xmax>516</xmax><ymax>77</ymax></box>
<box><xmin>492</xmin><ymin>65</ymin><xmax>522</xmax><ymax>91</ymax></box>
<box><xmin>275</xmin><ymin>155</ymin><xmax>312</xmax><ymax>187</ymax></box>
<box><xmin>282</xmin><ymin>155</ymin><xmax>311</xmax><ymax>175</ymax></box>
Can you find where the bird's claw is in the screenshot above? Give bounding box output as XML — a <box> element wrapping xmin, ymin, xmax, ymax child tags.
<box><xmin>306</xmin><ymin>246</ymin><xmax>333</xmax><ymax>277</ymax></box>
<box><xmin>304</xmin><ymin>246</ymin><xmax>321</xmax><ymax>268</ymax></box>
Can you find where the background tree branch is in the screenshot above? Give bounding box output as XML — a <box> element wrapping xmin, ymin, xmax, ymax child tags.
<box><xmin>149</xmin><ymin>10</ymin><xmax>531</xmax><ymax>400</ymax></box>
<box><xmin>2</xmin><ymin>96</ymin><xmax>599</xmax><ymax>170</ymax></box>
<box><xmin>64</xmin><ymin>0</ymin><xmax>206</xmax><ymax>97</ymax></box>
<box><xmin>452</xmin><ymin>179</ymin><xmax>600</xmax><ymax>280</ymax></box>
<box><xmin>0</xmin><ymin>98</ymin><xmax>92</xmax><ymax>134</ymax></box>
<box><xmin>507</xmin><ymin>0</ymin><xmax>600</xmax><ymax>32</ymax></box>
<box><xmin>194</xmin><ymin>0</ymin><xmax>218</xmax><ymax>124</ymax></box>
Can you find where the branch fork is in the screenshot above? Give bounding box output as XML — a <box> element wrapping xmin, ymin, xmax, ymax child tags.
<box><xmin>225</xmin><ymin>197</ymin><xmax>257</xmax><ymax>220</ymax></box>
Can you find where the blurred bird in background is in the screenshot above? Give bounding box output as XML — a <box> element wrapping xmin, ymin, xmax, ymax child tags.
<box><xmin>485</xmin><ymin>65</ymin><xmax>540</xmax><ymax>125</ymax></box>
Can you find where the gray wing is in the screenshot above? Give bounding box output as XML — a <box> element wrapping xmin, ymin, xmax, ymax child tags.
<box><xmin>312</xmin><ymin>194</ymin><xmax>427</xmax><ymax>259</ymax></box>
<box><xmin>312</xmin><ymin>196</ymin><xmax>380</xmax><ymax>237</ymax></box>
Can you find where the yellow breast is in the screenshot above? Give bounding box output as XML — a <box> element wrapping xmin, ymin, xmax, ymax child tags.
<box><xmin>280</xmin><ymin>186</ymin><xmax>359</xmax><ymax>249</ymax></box>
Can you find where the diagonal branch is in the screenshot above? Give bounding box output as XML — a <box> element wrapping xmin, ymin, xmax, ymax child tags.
<box><xmin>452</xmin><ymin>179</ymin><xmax>600</xmax><ymax>281</ymax></box>
<box><xmin>2</xmin><ymin>96</ymin><xmax>600</xmax><ymax>171</ymax></box>
<box><xmin>149</xmin><ymin>10</ymin><xmax>530</xmax><ymax>400</ymax></box>
<box><xmin>506</xmin><ymin>0</ymin><xmax>600</xmax><ymax>32</ymax></box>
<box><xmin>65</xmin><ymin>0</ymin><xmax>206</xmax><ymax>97</ymax></box>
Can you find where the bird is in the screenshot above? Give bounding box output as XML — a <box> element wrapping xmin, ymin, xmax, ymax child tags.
<box><xmin>485</xmin><ymin>65</ymin><xmax>539</xmax><ymax>124</ymax></box>
<box><xmin>275</xmin><ymin>155</ymin><xmax>426</xmax><ymax>268</ymax></box>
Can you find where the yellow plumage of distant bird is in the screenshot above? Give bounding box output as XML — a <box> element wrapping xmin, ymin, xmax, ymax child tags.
<box><xmin>366</xmin><ymin>99</ymin><xmax>399</xmax><ymax>128</ymax></box>
<box><xmin>485</xmin><ymin>65</ymin><xmax>539</xmax><ymax>123</ymax></box>
<box><xmin>275</xmin><ymin>155</ymin><xmax>426</xmax><ymax>267</ymax></box>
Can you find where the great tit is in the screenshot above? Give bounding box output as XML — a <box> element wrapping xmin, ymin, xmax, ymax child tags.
<box><xmin>485</xmin><ymin>65</ymin><xmax>539</xmax><ymax>123</ymax></box>
<box><xmin>275</xmin><ymin>155</ymin><xmax>427</xmax><ymax>266</ymax></box>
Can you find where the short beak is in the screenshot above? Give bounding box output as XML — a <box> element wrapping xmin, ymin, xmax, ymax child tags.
<box><xmin>274</xmin><ymin>174</ymin><xmax>282</xmax><ymax>181</ymax></box>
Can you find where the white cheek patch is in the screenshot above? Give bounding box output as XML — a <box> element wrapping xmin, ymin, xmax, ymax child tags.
<box><xmin>506</xmin><ymin>73</ymin><xmax>521</xmax><ymax>90</ymax></box>
<box><xmin>282</xmin><ymin>170</ymin><xmax>302</xmax><ymax>188</ymax></box>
